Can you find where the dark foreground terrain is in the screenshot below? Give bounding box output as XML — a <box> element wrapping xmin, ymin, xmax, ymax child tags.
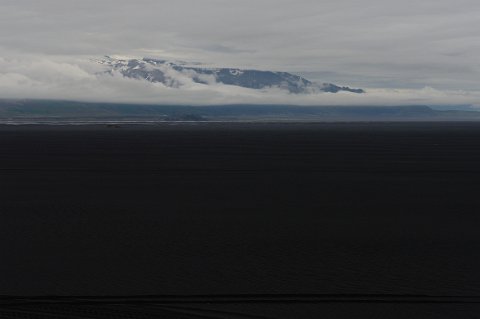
<box><xmin>1</xmin><ymin>122</ymin><xmax>480</xmax><ymax>318</ymax></box>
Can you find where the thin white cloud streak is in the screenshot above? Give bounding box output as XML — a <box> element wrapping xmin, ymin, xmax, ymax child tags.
<box><xmin>0</xmin><ymin>55</ymin><xmax>479</xmax><ymax>107</ymax></box>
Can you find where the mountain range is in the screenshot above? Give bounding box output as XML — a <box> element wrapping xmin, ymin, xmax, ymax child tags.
<box><xmin>1</xmin><ymin>100</ymin><xmax>480</xmax><ymax>122</ymax></box>
<box><xmin>96</xmin><ymin>56</ymin><xmax>365</xmax><ymax>94</ymax></box>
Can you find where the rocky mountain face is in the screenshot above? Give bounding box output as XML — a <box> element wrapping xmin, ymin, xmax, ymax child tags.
<box><xmin>96</xmin><ymin>56</ymin><xmax>364</xmax><ymax>94</ymax></box>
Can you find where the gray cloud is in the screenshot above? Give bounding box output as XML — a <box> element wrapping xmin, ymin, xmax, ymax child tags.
<box><xmin>0</xmin><ymin>0</ymin><xmax>479</xmax><ymax>104</ymax></box>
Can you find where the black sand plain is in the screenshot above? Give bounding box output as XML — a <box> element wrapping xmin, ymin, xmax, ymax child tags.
<box><xmin>1</xmin><ymin>122</ymin><xmax>480</xmax><ymax>318</ymax></box>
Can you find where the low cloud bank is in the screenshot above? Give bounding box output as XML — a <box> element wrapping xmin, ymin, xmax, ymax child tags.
<box><xmin>0</xmin><ymin>55</ymin><xmax>479</xmax><ymax>107</ymax></box>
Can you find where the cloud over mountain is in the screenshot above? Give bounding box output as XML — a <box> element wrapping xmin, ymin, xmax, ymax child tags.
<box><xmin>96</xmin><ymin>56</ymin><xmax>365</xmax><ymax>94</ymax></box>
<box><xmin>0</xmin><ymin>54</ymin><xmax>479</xmax><ymax>107</ymax></box>
<box><xmin>0</xmin><ymin>0</ymin><xmax>479</xmax><ymax>107</ymax></box>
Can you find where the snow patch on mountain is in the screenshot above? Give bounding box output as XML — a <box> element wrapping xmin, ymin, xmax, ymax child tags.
<box><xmin>96</xmin><ymin>56</ymin><xmax>365</xmax><ymax>94</ymax></box>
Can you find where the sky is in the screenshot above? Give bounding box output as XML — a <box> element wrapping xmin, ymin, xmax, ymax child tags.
<box><xmin>0</xmin><ymin>0</ymin><xmax>479</xmax><ymax>106</ymax></box>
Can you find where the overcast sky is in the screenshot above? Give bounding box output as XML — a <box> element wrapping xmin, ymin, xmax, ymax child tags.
<box><xmin>1</xmin><ymin>0</ymin><xmax>479</xmax><ymax>105</ymax></box>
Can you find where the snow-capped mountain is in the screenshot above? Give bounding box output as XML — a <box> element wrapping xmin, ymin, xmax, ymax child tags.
<box><xmin>96</xmin><ymin>56</ymin><xmax>364</xmax><ymax>94</ymax></box>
